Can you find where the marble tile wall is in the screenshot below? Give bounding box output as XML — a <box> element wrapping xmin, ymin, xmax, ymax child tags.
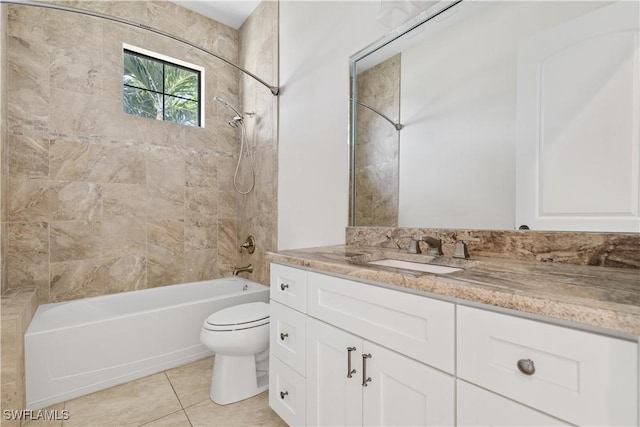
<box><xmin>1</xmin><ymin>287</ymin><xmax>38</xmax><ymax>426</ymax></box>
<box><xmin>4</xmin><ymin>2</ymin><xmax>248</xmax><ymax>303</ymax></box>
<box><xmin>346</xmin><ymin>227</ymin><xmax>640</xmax><ymax>269</ymax></box>
<box><xmin>353</xmin><ymin>54</ymin><xmax>400</xmax><ymax>227</ymax></box>
<box><xmin>1</xmin><ymin>4</ymin><xmax>8</xmax><ymax>295</ymax></box>
<box><xmin>237</xmin><ymin>1</ymin><xmax>278</xmax><ymax>286</ymax></box>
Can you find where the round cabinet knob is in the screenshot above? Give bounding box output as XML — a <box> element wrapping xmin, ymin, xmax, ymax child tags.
<box><xmin>280</xmin><ymin>283</ymin><xmax>289</xmax><ymax>291</ymax></box>
<box><xmin>280</xmin><ymin>332</ymin><xmax>289</xmax><ymax>341</ymax></box>
<box><xmin>280</xmin><ymin>391</ymin><xmax>288</xmax><ymax>399</ymax></box>
<box><xmin>517</xmin><ymin>358</ymin><xmax>536</xmax><ymax>376</ymax></box>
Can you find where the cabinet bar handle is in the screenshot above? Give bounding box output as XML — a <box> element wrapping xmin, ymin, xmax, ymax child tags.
<box><xmin>362</xmin><ymin>353</ymin><xmax>372</xmax><ymax>387</ymax></box>
<box><xmin>280</xmin><ymin>283</ymin><xmax>289</xmax><ymax>290</ymax></box>
<box><xmin>347</xmin><ymin>347</ymin><xmax>357</xmax><ymax>378</ymax></box>
<box><xmin>280</xmin><ymin>332</ymin><xmax>289</xmax><ymax>341</ymax></box>
<box><xmin>517</xmin><ymin>358</ymin><xmax>536</xmax><ymax>376</ymax></box>
<box><xmin>280</xmin><ymin>390</ymin><xmax>288</xmax><ymax>399</ymax></box>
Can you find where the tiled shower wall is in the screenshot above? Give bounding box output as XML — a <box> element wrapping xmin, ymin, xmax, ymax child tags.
<box><xmin>238</xmin><ymin>1</ymin><xmax>278</xmax><ymax>286</ymax></box>
<box><xmin>4</xmin><ymin>1</ymin><xmax>253</xmax><ymax>303</ymax></box>
<box><xmin>353</xmin><ymin>54</ymin><xmax>400</xmax><ymax>227</ymax></box>
<box><xmin>1</xmin><ymin>4</ymin><xmax>8</xmax><ymax>295</ymax></box>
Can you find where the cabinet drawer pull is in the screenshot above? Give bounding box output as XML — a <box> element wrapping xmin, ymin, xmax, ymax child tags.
<box><xmin>280</xmin><ymin>283</ymin><xmax>289</xmax><ymax>291</ymax></box>
<box><xmin>517</xmin><ymin>358</ymin><xmax>536</xmax><ymax>376</ymax></box>
<box><xmin>347</xmin><ymin>347</ymin><xmax>357</xmax><ymax>378</ymax></box>
<box><xmin>280</xmin><ymin>332</ymin><xmax>289</xmax><ymax>341</ymax></box>
<box><xmin>280</xmin><ymin>390</ymin><xmax>288</xmax><ymax>399</ymax></box>
<box><xmin>362</xmin><ymin>353</ymin><xmax>372</xmax><ymax>387</ymax></box>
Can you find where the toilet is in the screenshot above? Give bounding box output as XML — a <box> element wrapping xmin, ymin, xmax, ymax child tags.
<box><xmin>200</xmin><ymin>302</ymin><xmax>270</xmax><ymax>405</ymax></box>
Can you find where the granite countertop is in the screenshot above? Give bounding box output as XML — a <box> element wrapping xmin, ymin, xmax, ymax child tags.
<box><xmin>268</xmin><ymin>245</ymin><xmax>640</xmax><ymax>337</ymax></box>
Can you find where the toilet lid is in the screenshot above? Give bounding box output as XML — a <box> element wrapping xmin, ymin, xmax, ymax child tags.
<box><xmin>204</xmin><ymin>302</ymin><xmax>269</xmax><ymax>331</ymax></box>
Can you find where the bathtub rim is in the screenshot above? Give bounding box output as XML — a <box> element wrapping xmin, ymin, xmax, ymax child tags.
<box><xmin>26</xmin><ymin>276</ymin><xmax>268</xmax><ymax>335</ymax></box>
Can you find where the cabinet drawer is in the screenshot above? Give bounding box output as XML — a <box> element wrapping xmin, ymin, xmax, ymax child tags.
<box><xmin>270</xmin><ymin>301</ymin><xmax>306</xmax><ymax>376</ymax></box>
<box><xmin>270</xmin><ymin>263</ymin><xmax>307</xmax><ymax>313</ymax></box>
<box><xmin>457</xmin><ymin>380</ymin><xmax>568</xmax><ymax>426</ymax></box>
<box><xmin>269</xmin><ymin>354</ymin><xmax>306</xmax><ymax>427</ymax></box>
<box><xmin>307</xmin><ymin>271</ymin><xmax>455</xmax><ymax>373</ymax></box>
<box><xmin>457</xmin><ymin>305</ymin><xmax>638</xmax><ymax>426</ymax></box>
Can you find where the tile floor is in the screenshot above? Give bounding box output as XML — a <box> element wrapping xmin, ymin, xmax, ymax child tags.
<box><xmin>23</xmin><ymin>357</ymin><xmax>287</xmax><ymax>427</ymax></box>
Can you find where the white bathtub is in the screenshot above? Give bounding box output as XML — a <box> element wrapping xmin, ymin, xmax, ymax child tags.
<box><xmin>25</xmin><ymin>277</ymin><xmax>269</xmax><ymax>410</ymax></box>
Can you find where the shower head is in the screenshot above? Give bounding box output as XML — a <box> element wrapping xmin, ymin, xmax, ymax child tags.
<box><xmin>213</xmin><ymin>96</ymin><xmax>242</xmax><ymax>118</ymax></box>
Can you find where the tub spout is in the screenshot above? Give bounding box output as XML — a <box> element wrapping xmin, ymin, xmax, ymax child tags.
<box><xmin>233</xmin><ymin>264</ymin><xmax>253</xmax><ymax>276</ymax></box>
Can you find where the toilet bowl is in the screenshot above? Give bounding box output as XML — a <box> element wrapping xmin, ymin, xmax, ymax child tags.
<box><xmin>200</xmin><ymin>302</ymin><xmax>270</xmax><ymax>405</ymax></box>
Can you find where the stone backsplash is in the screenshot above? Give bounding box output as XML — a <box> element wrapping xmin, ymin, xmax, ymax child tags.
<box><xmin>346</xmin><ymin>227</ymin><xmax>639</xmax><ymax>269</ymax></box>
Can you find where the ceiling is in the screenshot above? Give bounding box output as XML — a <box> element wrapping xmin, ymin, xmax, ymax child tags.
<box><xmin>170</xmin><ymin>0</ymin><xmax>261</xmax><ymax>29</ymax></box>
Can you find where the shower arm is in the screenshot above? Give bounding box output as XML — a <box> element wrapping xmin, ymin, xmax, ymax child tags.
<box><xmin>1</xmin><ymin>0</ymin><xmax>280</xmax><ymax>96</ymax></box>
<box><xmin>353</xmin><ymin>99</ymin><xmax>403</xmax><ymax>131</ymax></box>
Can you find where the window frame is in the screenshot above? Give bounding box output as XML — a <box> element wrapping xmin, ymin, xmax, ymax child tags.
<box><xmin>123</xmin><ymin>43</ymin><xmax>206</xmax><ymax>127</ymax></box>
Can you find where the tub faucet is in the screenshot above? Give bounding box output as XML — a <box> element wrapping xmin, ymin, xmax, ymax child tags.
<box><xmin>233</xmin><ymin>264</ymin><xmax>253</xmax><ymax>276</ymax></box>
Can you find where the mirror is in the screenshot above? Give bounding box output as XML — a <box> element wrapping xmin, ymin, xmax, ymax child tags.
<box><xmin>349</xmin><ymin>0</ymin><xmax>639</xmax><ymax>232</ymax></box>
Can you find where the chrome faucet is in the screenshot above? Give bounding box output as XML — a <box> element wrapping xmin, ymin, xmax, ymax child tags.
<box><xmin>422</xmin><ymin>236</ymin><xmax>443</xmax><ymax>256</ymax></box>
<box><xmin>408</xmin><ymin>235</ymin><xmax>443</xmax><ymax>256</ymax></box>
<box><xmin>232</xmin><ymin>264</ymin><xmax>253</xmax><ymax>276</ymax></box>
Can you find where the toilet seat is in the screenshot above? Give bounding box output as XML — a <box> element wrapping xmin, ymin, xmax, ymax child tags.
<box><xmin>203</xmin><ymin>302</ymin><xmax>269</xmax><ymax>332</ymax></box>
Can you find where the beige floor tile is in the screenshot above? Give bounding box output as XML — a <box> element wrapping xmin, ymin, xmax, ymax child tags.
<box><xmin>165</xmin><ymin>357</ymin><xmax>214</xmax><ymax>408</ymax></box>
<box><xmin>185</xmin><ymin>392</ymin><xmax>286</xmax><ymax>427</ymax></box>
<box><xmin>62</xmin><ymin>373</ymin><xmax>182</xmax><ymax>427</ymax></box>
<box><xmin>139</xmin><ymin>409</ymin><xmax>191</xmax><ymax>427</ymax></box>
<box><xmin>21</xmin><ymin>403</ymin><xmax>66</xmax><ymax>427</ymax></box>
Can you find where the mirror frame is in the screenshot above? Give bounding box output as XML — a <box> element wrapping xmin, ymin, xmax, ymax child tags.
<box><xmin>348</xmin><ymin>0</ymin><xmax>463</xmax><ymax>226</ymax></box>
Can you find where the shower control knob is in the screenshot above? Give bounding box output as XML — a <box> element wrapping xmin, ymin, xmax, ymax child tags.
<box><xmin>280</xmin><ymin>332</ymin><xmax>289</xmax><ymax>341</ymax></box>
<box><xmin>280</xmin><ymin>283</ymin><xmax>289</xmax><ymax>291</ymax></box>
<box><xmin>280</xmin><ymin>391</ymin><xmax>288</xmax><ymax>399</ymax></box>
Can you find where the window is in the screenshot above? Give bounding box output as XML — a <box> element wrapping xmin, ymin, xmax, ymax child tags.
<box><xmin>123</xmin><ymin>44</ymin><xmax>204</xmax><ymax>127</ymax></box>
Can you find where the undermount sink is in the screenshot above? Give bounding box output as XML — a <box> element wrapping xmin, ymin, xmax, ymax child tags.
<box><xmin>366</xmin><ymin>259</ymin><xmax>462</xmax><ymax>274</ymax></box>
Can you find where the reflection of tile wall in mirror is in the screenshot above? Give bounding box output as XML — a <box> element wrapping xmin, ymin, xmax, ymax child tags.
<box><xmin>354</xmin><ymin>54</ymin><xmax>400</xmax><ymax>227</ymax></box>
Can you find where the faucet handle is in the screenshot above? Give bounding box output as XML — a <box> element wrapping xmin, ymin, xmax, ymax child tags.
<box><xmin>453</xmin><ymin>237</ymin><xmax>480</xmax><ymax>259</ymax></box>
<box><xmin>453</xmin><ymin>241</ymin><xmax>469</xmax><ymax>259</ymax></box>
<box><xmin>407</xmin><ymin>235</ymin><xmax>422</xmax><ymax>254</ymax></box>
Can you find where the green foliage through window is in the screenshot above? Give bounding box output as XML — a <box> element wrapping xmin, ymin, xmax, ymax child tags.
<box><xmin>123</xmin><ymin>49</ymin><xmax>201</xmax><ymax>126</ymax></box>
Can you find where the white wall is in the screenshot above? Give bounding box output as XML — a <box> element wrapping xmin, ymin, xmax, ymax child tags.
<box><xmin>399</xmin><ymin>2</ymin><xmax>516</xmax><ymax>229</ymax></box>
<box><xmin>278</xmin><ymin>1</ymin><xmax>388</xmax><ymax>250</ymax></box>
<box><xmin>397</xmin><ymin>1</ymin><xmax>609</xmax><ymax>230</ymax></box>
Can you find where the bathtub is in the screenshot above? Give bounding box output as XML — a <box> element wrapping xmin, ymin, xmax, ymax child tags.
<box><xmin>25</xmin><ymin>277</ymin><xmax>269</xmax><ymax>410</ymax></box>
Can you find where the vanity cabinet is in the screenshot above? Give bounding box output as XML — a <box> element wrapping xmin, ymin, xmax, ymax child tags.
<box><xmin>306</xmin><ymin>317</ymin><xmax>454</xmax><ymax>426</ymax></box>
<box><xmin>269</xmin><ymin>263</ymin><xmax>455</xmax><ymax>426</ymax></box>
<box><xmin>269</xmin><ymin>262</ymin><xmax>639</xmax><ymax>426</ymax></box>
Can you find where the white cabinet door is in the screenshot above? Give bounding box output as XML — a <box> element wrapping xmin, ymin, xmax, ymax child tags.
<box><xmin>516</xmin><ymin>1</ymin><xmax>640</xmax><ymax>232</ymax></box>
<box><xmin>362</xmin><ymin>341</ymin><xmax>455</xmax><ymax>427</ymax></box>
<box><xmin>457</xmin><ymin>380</ymin><xmax>570</xmax><ymax>426</ymax></box>
<box><xmin>306</xmin><ymin>318</ymin><xmax>363</xmax><ymax>426</ymax></box>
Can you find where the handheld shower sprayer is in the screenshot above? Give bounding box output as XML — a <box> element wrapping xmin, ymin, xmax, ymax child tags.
<box><xmin>213</xmin><ymin>95</ymin><xmax>256</xmax><ymax>194</ymax></box>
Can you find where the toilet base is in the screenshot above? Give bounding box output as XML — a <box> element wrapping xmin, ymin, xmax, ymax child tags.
<box><xmin>210</xmin><ymin>351</ymin><xmax>269</xmax><ymax>405</ymax></box>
